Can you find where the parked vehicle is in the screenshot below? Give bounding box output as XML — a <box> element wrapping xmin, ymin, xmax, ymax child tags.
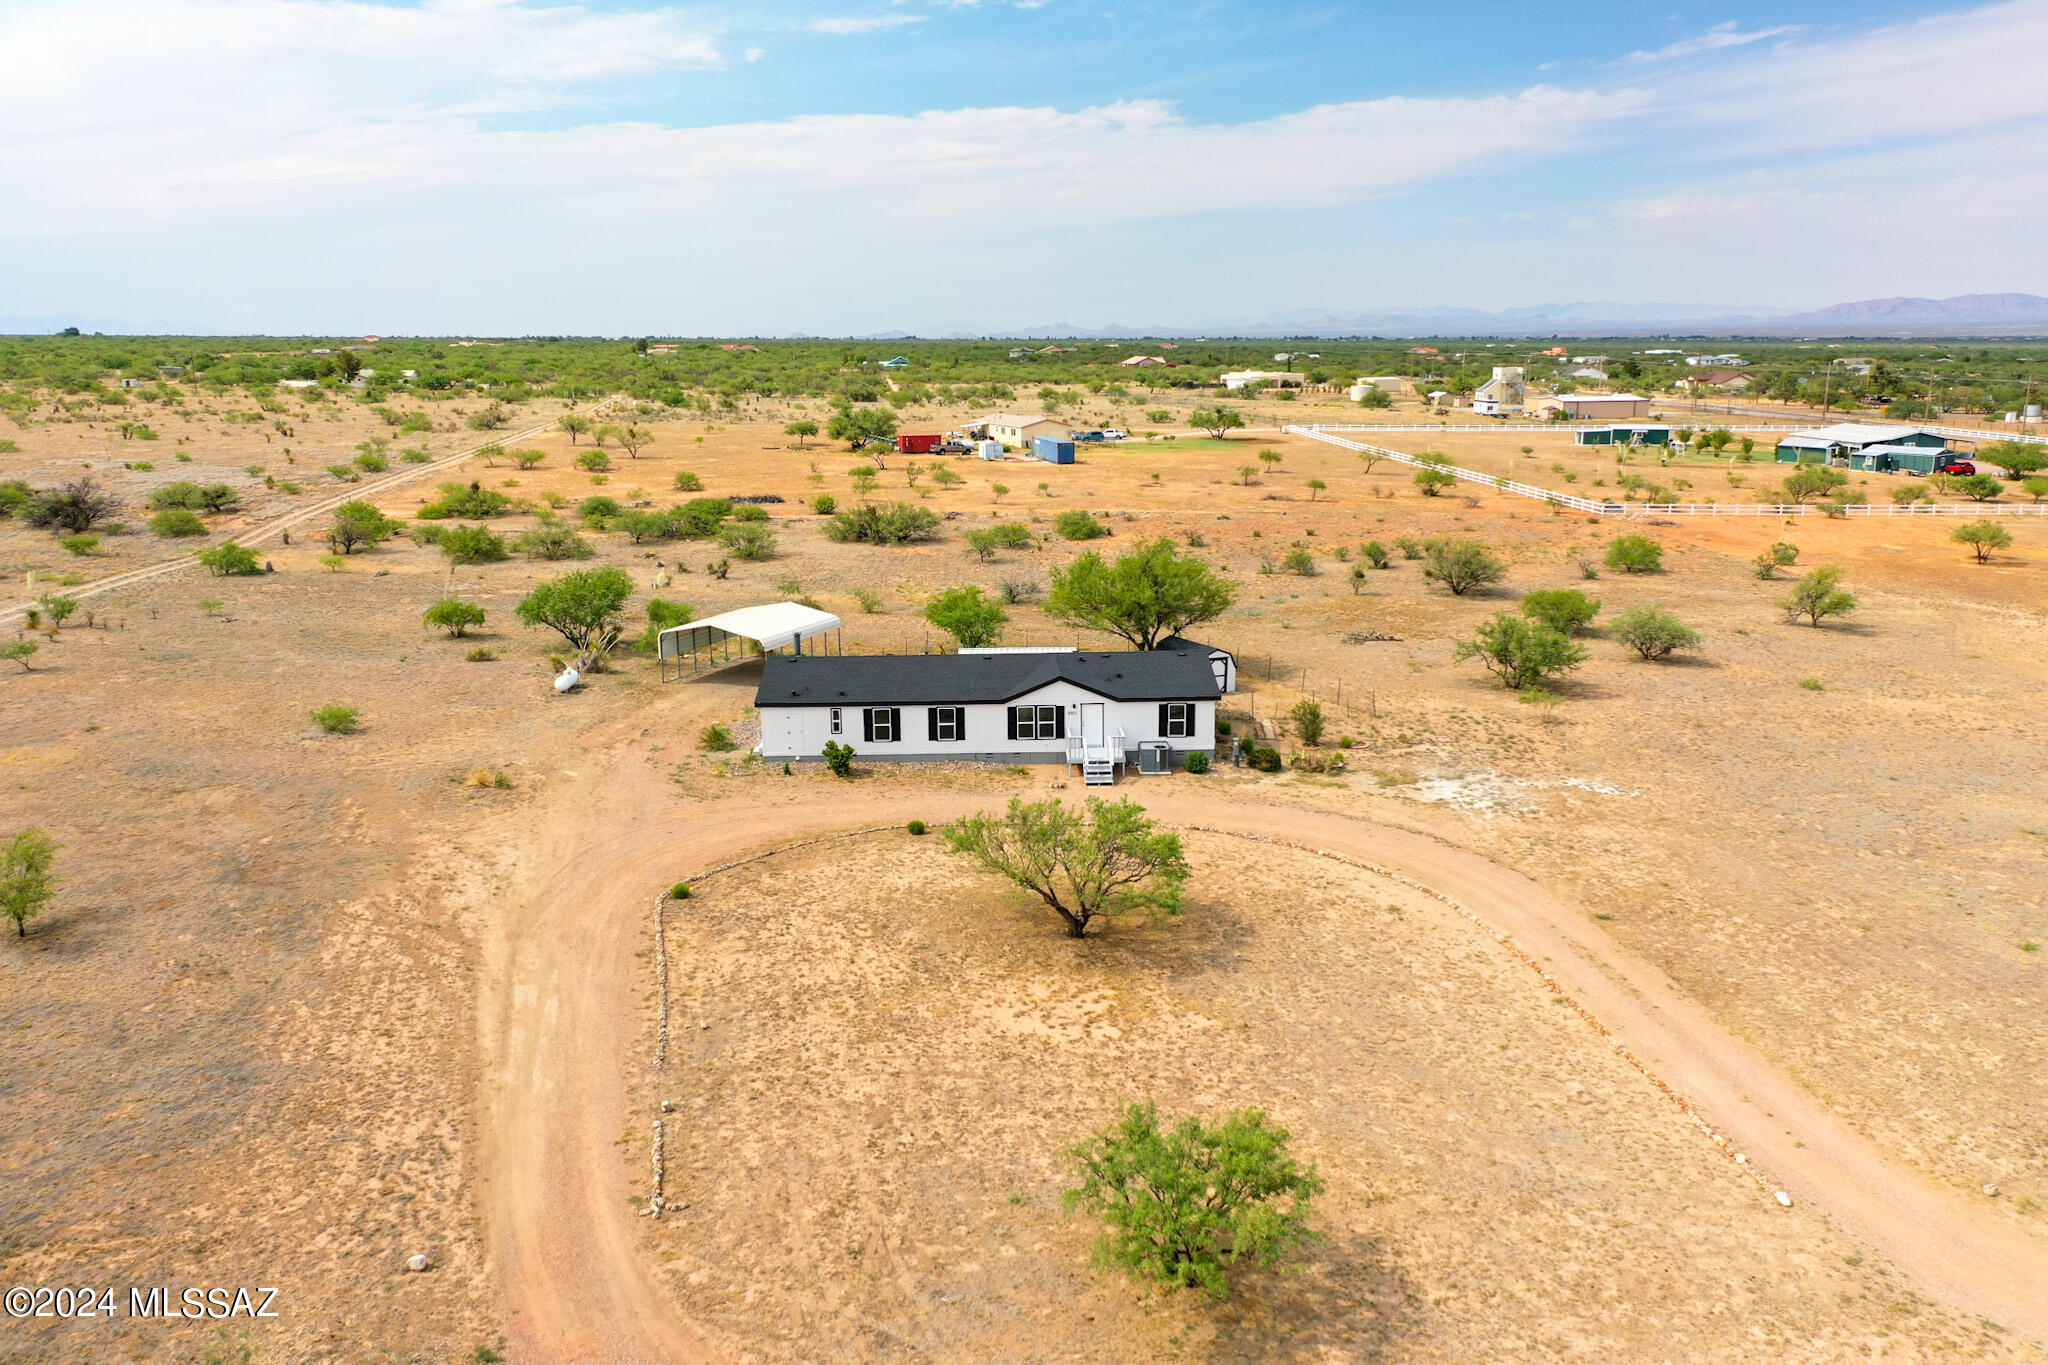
<box><xmin>934</xmin><ymin>440</ymin><xmax>972</xmax><ymax>455</ymax></box>
<box><xmin>1101</xmin><ymin>428</ymin><xmax>1127</xmax><ymax>440</ymax></box>
<box><xmin>1936</xmin><ymin>459</ymin><xmax>1976</xmax><ymax>475</ymax></box>
<box><xmin>1071</xmin><ymin>429</ymin><xmax>1107</xmax><ymax>443</ymax></box>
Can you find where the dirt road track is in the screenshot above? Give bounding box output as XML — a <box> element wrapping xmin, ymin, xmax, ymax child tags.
<box><xmin>479</xmin><ymin>743</ymin><xmax>2048</xmax><ymax>1362</ymax></box>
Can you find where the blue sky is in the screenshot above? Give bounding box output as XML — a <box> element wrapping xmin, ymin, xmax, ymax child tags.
<box><xmin>2</xmin><ymin>0</ymin><xmax>2045</xmax><ymax>334</ymax></box>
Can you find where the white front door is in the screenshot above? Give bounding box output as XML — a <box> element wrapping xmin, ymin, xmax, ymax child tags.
<box><xmin>1080</xmin><ymin>702</ymin><xmax>1106</xmax><ymax>748</ymax></box>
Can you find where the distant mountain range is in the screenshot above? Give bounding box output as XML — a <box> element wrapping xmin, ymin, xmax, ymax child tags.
<box><xmin>978</xmin><ymin>293</ymin><xmax>2048</xmax><ymax>340</ymax></box>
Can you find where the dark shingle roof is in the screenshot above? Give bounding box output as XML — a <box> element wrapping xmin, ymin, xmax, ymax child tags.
<box><xmin>756</xmin><ymin>649</ymin><xmax>1221</xmax><ymax>707</ymax></box>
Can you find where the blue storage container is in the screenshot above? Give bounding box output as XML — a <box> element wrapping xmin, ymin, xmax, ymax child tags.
<box><xmin>1033</xmin><ymin>436</ymin><xmax>1076</xmax><ymax>464</ymax></box>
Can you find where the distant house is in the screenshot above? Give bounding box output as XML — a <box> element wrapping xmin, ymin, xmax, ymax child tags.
<box><xmin>877</xmin><ymin>356</ymin><xmax>910</xmax><ymax>369</ymax></box>
<box><xmin>719</xmin><ymin>343</ymin><xmax>761</xmax><ymax>352</ymax></box>
<box><xmin>753</xmin><ymin>645</ymin><xmax>1225</xmax><ymax>783</ymax></box>
<box><xmin>1409</xmin><ymin>346</ymin><xmax>1440</xmax><ymax>356</ymax></box>
<box><xmin>278</xmin><ymin>379</ymin><xmax>318</xmax><ymax>389</ymax></box>
<box><xmin>1220</xmin><ymin>370</ymin><xmax>1304</xmax><ymax>390</ymax></box>
<box><xmin>1472</xmin><ymin>366</ymin><xmax>1526</xmax><ymax>417</ymax></box>
<box><xmin>156</xmin><ymin>364</ymin><xmax>186</xmax><ymax>375</ymax></box>
<box><xmin>645</xmin><ymin>344</ymin><xmax>678</xmax><ymax>356</ymax></box>
<box><xmin>1568</xmin><ymin>355</ymin><xmax>1609</xmax><ymax>365</ymax></box>
<box><xmin>1697</xmin><ymin>369</ymin><xmax>1752</xmax><ymax>390</ymax></box>
<box><xmin>967</xmin><ymin>413</ymin><xmax>1074</xmax><ymax>448</ymax></box>
<box><xmin>117</xmin><ymin>377</ymin><xmax>143</xmax><ymax>389</ymax></box>
<box><xmin>1540</xmin><ymin>346</ymin><xmax>1570</xmax><ymax>357</ymax></box>
<box><xmin>361</xmin><ymin>334</ymin><xmax>381</xmax><ymax>343</ymax></box>
<box><xmin>1685</xmin><ymin>353</ymin><xmax>1746</xmax><ymax>367</ymax></box>
<box><xmin>1120</xmin><ymin>355</ymin><xmax>1168</xmax><ymax>367</ymax></box>
<box><xmin>1566</xmin><ymin>366</ymin><xmax>1609</xmax><ymax>382</ymax></box>
<box><xmin>1158</xmin><ymin>342</ymin><xmax>1179</xmax><ymax>350</ymax></box>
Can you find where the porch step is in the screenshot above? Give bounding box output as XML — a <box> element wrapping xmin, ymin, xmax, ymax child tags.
<box><xmin>1082</xmin><ymin>760</ymin><xmax>1116</xmax><ymax>785</ymax></box>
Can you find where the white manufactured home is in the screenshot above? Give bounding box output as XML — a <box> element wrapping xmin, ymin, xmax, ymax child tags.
<box><xmin>754</xmin><ymin>644</ymin><xmax>1227</xmax><ymax>784</ymax></box>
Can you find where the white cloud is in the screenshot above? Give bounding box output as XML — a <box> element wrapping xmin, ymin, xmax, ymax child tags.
<box><xmin>745</xmin><ymin>46</ymin><xmax>766</xmax><ymax>61</ymax></box>
<box><xmin>808</xmin><ymin>14</ymin><xmax>925</xmax><ymax>34</ymax></box>
<box><xmin>1624</xmin><ymin>20</ymin><xmax>1803</xmax><ymax>63</ymax></box>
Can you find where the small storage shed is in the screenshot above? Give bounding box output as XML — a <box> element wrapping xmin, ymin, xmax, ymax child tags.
<box><xmin>1576</xmin><ymin>424</ymin><xmax>1671</xmax><ymax>446</ymax></box>
<box><xmin>895</xmin><ymin>433</ymin><xmax>942</xmax><ymax>454</ymax></box>
<box><xmin>977</xmin><ymin>440</ymin><xmax>1004</xmax><ymax>460</ymax></box>
<box><xmin>1033</xmin><ymin>436</ymin><xmax>1076</xmax><ymax>464</ymax></box>
<box><xmin>1157</xmin><ymin>634</ymin><xmax>1236</xmax><ymax>694</ymax></box>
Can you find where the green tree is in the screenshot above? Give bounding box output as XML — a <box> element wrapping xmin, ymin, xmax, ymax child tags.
<box><xmin>1</xmin><ymin>639</ymin><xmax>37</xmax><ymax>672</ymax></box>
<box><xmin>1603</xmin><ymin>534</ymin><xmax>1664</xmax><ymax>573</ymax></box>
<box><xmin>784</xmin><ymin>420</ymin><xmax>819</xmax><ymax>447</ymax></box>
<box><xmin>1188</xmin><ymin>405</ymin><xmax>1246</xmax><ymax>439</ymax></box>
<box><xmin>1</xmin><ymin>827</ymin><xmax>60</xmax><ymax>937</ymax></box>
<box><xmin>514</xmin><ymin>520</ymin><xmax>595</xmax><ymax>560</ymax></box>
<box><xmin>39</xmin><ymin>594</ymin><xmax>78</xmax><ymax>628</ymax></box>
<box><xmin>326</xmin><ymin>500</ymin><xmax>400</xmax><ymax>554</ymax></box>
<box><xmin>423</xmin><ymin>598</ymin><xmax>487</xmax><ymax>636</ymax></box>
<box><xmin>516</xmin><ymin>566</ymin><xmax>635</xmax><ymax>654</ymax></box>
<box><xmin>1780</xmin><ymin>566</ymin><xmax>1857</xmax><ymax>626</ymax></box>
<box><xmin>1421</xmin><ymin>539</ymin><xmax>1506</xmax><ymax>596</ymax></box>
<box><xmin>2020</xmin><ymin>476</ymin><xmax>2048</xmax><ymax>504</ymax></box>
<box><xmin>558</xmin><ymin>414</ymin><xmax>592</xmax><ymax>444</ymax></box>
<box><xmin>1780</xmin><ymin>467</ymin><xmax>1848</xmax><ymax>504</ymax></box>
<box><xmin>1611</xmin><ymin>604</ymin><xmax>1701</xmax><ymax>660</ymax></box>
<box><xmin>440</xmin><ymin>525</ymin><xmax>509</xmax><ymax>564</ymax></box>
<box><xmin>612</xmin><ymin>424</ymin><xmax>653</xmax><ymax>458</ymax></box>
<box><xmin>925</xmin><ymin>585</ymin><xmax>1008</xmax><ymax>648</ymax></box>
<box><xmin>198</xmin><ymin>541</ymin><xmax>262</xmax><ymax>576</ymax></box>
<box><xmin>1282</xmin><ymin>546</ymin><xmax>1315</xmax><ymax>576</ymax></box>
<box><xmin>1453</xmin><ymin>613</ymin><xmax>1587</xmax><ymax>689</ymax></box>
<box><xmin>1953</xmin><ymin>473</ymin><xmax>2004</xmax><ymax>501</ymax></box>
<box><xmin>944</xmin><ymin>796</ymin><xmax>1188</xmax><ymax>939</ymax></box>
<box><xmin>1046</xmin><ymin>538</ymin><xmax>1235</xmax><ymax>649</ymax></box>
<box><xmin>827</xmin><ymin>405</ymin><xmax>898</xmax><ymax>449</ymax></box>
<box><xmin>1064</xmin><ymin>1102</ymin><xmax>1323</xmax><ymax>1299</ymax></box>
<box><xmin>1951</xmin><ymin>519</ymin><xmax>2013</xmax><ymax>563</ymax></box>
<box><xmin>1980</xmin><ymin>440</ymin><xmax>2047</xmax><ymax>480</ymax></box>
<box><xmin>1305</xmin><ymin>477</ymin><xmax>1326</xmax><ymax>501</ymax></box>
<box><xmin>1412</xmin><ymin>467</ymin><xmax>1456</xmax><ymax>496</ymax></box>
<box><xmin>639</xmin><ymin>597</ymin><xmax>693</xmax><ymax>654</ymax></box>
<box><xmin>1520</xmin><ymin>588</ymin><xmax>1600</xmax><ymax>635</ymax></box>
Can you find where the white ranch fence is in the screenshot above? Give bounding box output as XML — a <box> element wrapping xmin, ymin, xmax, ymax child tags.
<box><xmin>1286</xmin><ymin>425</ymin><xmax>2048</xmax><ymax>519</ymax></box>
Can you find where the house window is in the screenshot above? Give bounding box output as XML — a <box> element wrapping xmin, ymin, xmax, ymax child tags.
<box><xmin>1159</xmin><ymin>702</ymin><xmax>1194</xmax><ymax>739</ymax></box>
<box><xmin>1008</xmin><ymin>704</ymin><xmax>1064</xmax><ymax>741</ymax></box>
<box><xmin>863</xmin><ymin>707</ymin><xmax>900</xmax><ymax>743</ymax></box>
<box><xmin>828</xmin><ymin>707</ymin><xmax>843</xmax><ymax>735</ymax></box>
<box><xmin>929</xmin><ymin>707</ymin><xmax>965</xmax><ymax>742</ymax></box>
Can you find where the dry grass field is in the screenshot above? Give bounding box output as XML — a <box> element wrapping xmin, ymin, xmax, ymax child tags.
<box><xmin>1</xmin><ymin>387</ymin><xmax>2043</xmax><ymax>1361</ymax></box>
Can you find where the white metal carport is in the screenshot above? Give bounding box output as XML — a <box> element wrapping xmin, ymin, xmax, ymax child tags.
<box><xmin>658</xmin><ymin>602</ymin><xmax>843</xmax><ymax>681</ymax></box>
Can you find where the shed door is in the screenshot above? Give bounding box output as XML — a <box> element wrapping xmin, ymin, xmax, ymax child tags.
<box><xmin>1080</xmin><ymin>702</ymin><xmax>1105</xmax><ymax>747</ymax></box>
<box><xmin>785</xmin><ymin>711</ymin><xmax>803</xmax><ymax>754</ymax></box>
<box><xmin>1208</xmin><ymin>655</ymin><xmax>1228</xmax><ymax>691</ymax></box>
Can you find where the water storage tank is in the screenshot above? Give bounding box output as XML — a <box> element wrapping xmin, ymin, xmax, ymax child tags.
<box><xmin>978</xmin><ymin>440</ymin><xmax>1004</xmax><ymax>460</ymax></box>
<box><xmin>553</xmin><ymin>666</ymin><xmax>580</xmax><ymax>693</ymax></box>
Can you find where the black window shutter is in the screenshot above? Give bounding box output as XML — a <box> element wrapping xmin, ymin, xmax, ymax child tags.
<box><xmin>1007</xmin><ymin>707</ymin><xmax>1018</xmax><ymax>740</ymax></box>
<box><xmin>927</xmin><ymin>708</ymin><xmax>939</xmax><ymax>741</ymax></box>
<box><xmin>1158</xmin><ymin>702</ymin><xmax>1170</xmax><ymax>735</ymax></box>
<box><xmin>890</xmin><ymin>708</ymin><xmax>901</xmax><ymax>740</ymax></box>
<box><xmin>1053</xmin><ymin>706</ymin><xmax>1067</xmax><ymax>740</ymax></box>
<box><xmin>862</xmin><ymin>709</ymin><xmax>875</xmax><ymax>742</ymax></box>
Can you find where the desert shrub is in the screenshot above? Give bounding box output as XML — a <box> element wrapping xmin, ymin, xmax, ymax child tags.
<box><xmin>575</xmin><ymin>450</ymin><xmax>612</xmax><ymax>473</ymax></box>
<box><xmin>717</xmin><ymin>521</ymin><xmax>778</xmax><ymax>560</ymax></box>
<box><xmin>39</xmin><ymin>594</ymin><xmax>78</xmax><ymax>627</ymax></box>
<box><xmin>1182</xmin><ymin>749</ymin><xmax>1211</xmax><ymax>774</ymax></box>
<box><xmin>699</xmin><ymin>723</ymin><xmax>736</xmax><ymax>751</ymax></box>
<box><xmin>424</xmin><ymin>598</ymin><xmax>487</xmax><ymax>637</ymax></box>
<box><xmin>326</xmin><ymin>501</ymin><xmax>401</xmax><ymax>553</ymax></box>
<box><xmin>1611</xmin><ymin>604</ymin><xmax>1701</xmax><ymax>660</ymax></box>
<box><xmin>577</xmin><ymin>495</ymin><xmax>623</xmax><ymax>524</ymax></box>
<box><xmin>1360</xmin><ymin>539</ymin><xmax>1391</xmax><ymax>568</ymax></box>
<box><xmin>998</xmin><ymin>578</ymin><xmax>1040</xmax><ymax>605</ymax></box>
<box><xmin>1454</xmin><ymin>613</ymin><xmax>1587</xmax><ymax>689</ymax></box>
<box><xmin>1780</xmin><ymin>566</ymin><xmax>1857</xmax><ymax>626</ymax></box>
<box><xmin>311</xmin><ymin>705</ymin><xmax>361</xmax><ymax>734</ymax></box>
<box><xmin>810</xmin><ymin>493</ymin><xmax>837</xmax><ymax>514</ymax></box>
<box><xmin>354</xmin><ymin>452</ymin><xmax>388</xmax><ymax>472</ymax></box>
<box><xmin>1951</xmin><ymin>519</ymin><xmax>2012</xmax><ymax>562</ymax></box>
<box><xmin>1246</xmin><ymin>746</ymin><xmax>1282</xmax><ymax>773</ymax></box>
<box><xmin>1055</xmin><ymin>510</ymin><xmax>1108</xmax><ymax>541</ymax></box>
<box><xmin>821</xmin><ymin>739</ymin><xmax>856</xmax><ymax>777</ymax></box>
<box><xmin>419</xmin><ymin>481</ymin><xmax>511</xmax><ymax>519</ymax></box>
<box><xmin>967</xmin><ymin>523</ymin><xmax>1035</xmax><ymax>561</ymax></box>
<box><xmin>514</xmin><ymin>521</ymin><xmax>596</xmax><ymax>560</ymax></box>
<box><xmin>147</xmin><ymin>481</ymin><xmax>205</xmax><ymax>511</ymax></box>
<box><xmin>668</xmin><ymin>882</ymin><xmax>692</xmax><ymax>900</ymax></box>
<box><xmin>465</xmin><ymin>646</ymin><xmax>498</xmax><ymax>662</ymax></box>
<box><xmin>1413</xmin><ymin>467</ymin><xmax>1456</xmax><ymax>496</ymax></box>
<box><xmin>150</xmin><ymin>508</ymin><xmax>208</xmax><ymax>537</ymax></box>
<box><xmin>673</xmin><ymin>471</ymin><xmax>704</xmax><ymax>491</ymax></box>
<box><xmin>640</xmin><ymin>597</ymin><xmax>694</xmax><ymax>653</ymax></box>
<box><xmin>440</xmin><ymin>525</ymin><xmax>509</xmax><ymax>564</ymax></box>
<box><xmin>825</xmin><ymin>501</ymin><xmax>941</xmax><ymax>545</ymax></box>
<box><xmin>2</xmin><ymin>639</ymin><xmax>38</xmax><ymax>671</ymax></box>
<box><xmin>1420</xmin><ymin>539</ymin><xmax>1506</xmax><ymax>596</ymax></box>
<box><xmin>731</xmin><ymin>504</ymin><xmax>770</xmax><ymax>523</ymax></box>
<box><xmin>1953</xmin><ymin>473</ymin><xmax>2003</xmax><ymax>502</ymax></box>
<box><xmin>906</xmin><ymin>819</ymin><xmax>928</xmax><ymax>836</ymax></box>
<box><xmin>198</xmin><ymin>541</ymin><xmax>262</xmax><ymax>576</ymax></box>
<box><xmin>1603</xmin><ymin>535</ymin><xmax>1663</xmax><ymax>573</ymax></box>
<box><xmin>25</xmin><ymin>478</ymin><xmax>124</xmax><ymax>534</ymax></box>
<box><xmin>60</xmin><ymin>534</ymin><xmax>99</xmax><ymax>556</ymax></box>
<box><xmin>612</xmin><ymin>510</ymin><xmax>669</xmax><ymax>543</ymax></box>
<box><xmin>668</xmin><ymin>498</ymin><xmax>735</xmax><ymax>538</ymax></box>
<box><xmin>1520</xmin><ymin>588</ymin><xmax>1599</xmax><ymax>635</ymax></box>
<box><xmin>1282</xmin><ymin>546</ymin><xmax>1316</xmax><ymax>576</ymax></box>
<box><xmin>1288</xmin><ymin>699</ymin><xmax>1325</xmax><ymax>745</ymax></box>
<box><xmin>1065</xmin><ymin>1101</ymin><xmax>1322</xmax><ymax>1299</ymax></box>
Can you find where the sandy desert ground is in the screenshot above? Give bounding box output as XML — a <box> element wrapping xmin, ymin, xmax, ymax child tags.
<box><xmin>1</xmin><ymin>383</ymin><xmax>2043</xmax><ymax>1362</ymax></box>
